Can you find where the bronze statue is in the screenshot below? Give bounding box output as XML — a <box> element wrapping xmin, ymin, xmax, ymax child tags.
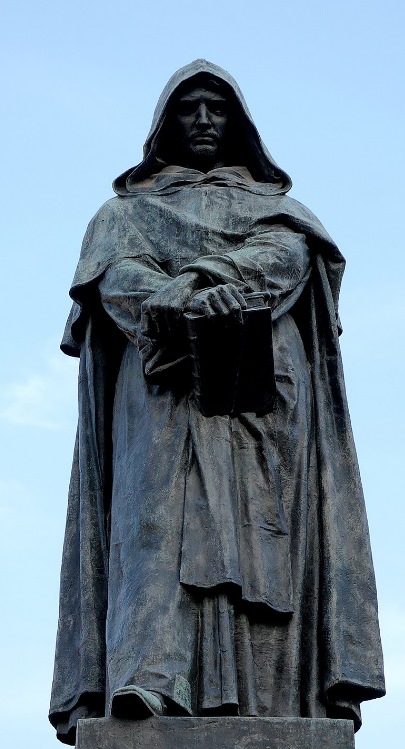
<box><xmin>49</xmin><ymin>60</ymin><xmax>385</xmax><ymax>745</ymax></box>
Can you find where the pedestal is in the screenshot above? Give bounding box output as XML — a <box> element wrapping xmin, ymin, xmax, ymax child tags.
<box><xmin>76</xmin><ymin>716</ymin><xmax>355</xmax><ymax>749</ymax></box>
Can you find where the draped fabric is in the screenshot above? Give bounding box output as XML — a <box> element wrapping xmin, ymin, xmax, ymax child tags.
<box><xmin>49</xmin><ymin>61</ymin><xmax>384</xmax><ymax>746</ymax></box>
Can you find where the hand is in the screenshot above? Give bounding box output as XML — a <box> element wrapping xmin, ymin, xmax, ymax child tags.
<box><xmin>141</xmin><ymin>272</ymin><xmax>200</xmax><ymax>338</ymax></box>
<box><xmin>187</xmin><ymin>284</ymin><xmax>247</xmax><ymax>317</ymax></box>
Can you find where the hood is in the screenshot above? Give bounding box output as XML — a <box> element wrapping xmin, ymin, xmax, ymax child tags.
<box><xmin>113</xmin><ymin>59</ymin><xmax>292</xmax><ymax>195</ymax></box>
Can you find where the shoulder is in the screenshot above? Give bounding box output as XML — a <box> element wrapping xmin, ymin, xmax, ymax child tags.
<box><xmin>87</xmin><ymin>196</ymin><xmax>129</xmax><ymax>227</ymax></box>
<box><xmin>276</xmin><ymin>195</ymin><xmax>338</xmax><ymax>248</ymax></box>
<box><xmin>81</xmin><ymin>197</ymin><xmax>135</xmax><ymax>250</ymax></box>
<box><xmin>279</xmin><ymin>195</ymin><xmax>323</xmax><ymax>225</ymax></box>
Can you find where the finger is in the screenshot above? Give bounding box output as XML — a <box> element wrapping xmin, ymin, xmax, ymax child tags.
<box><xmin>209</xmin><ymin>290</ymin><xmax>232</xmax><ymax>314</ymax></box>
<box><xmin>147</xmin><ymin>305</ymin><xmax>161</xmax><ymax>329</ymax></box>
<box><xmin>140</xmin><ymin>309</ymin><xmax>158</xmax><ymax>338</ymax></box>
<box><xmin>200</xmin><ymin>288</ymin><xmax>231</xmax><ymax>316</ymax></box>
<box><xmin>189</xmin><ymin>299</ymin><xmax>213</xmax><ymax>316</ymax></box>
<box><xmin>188</xmin><ymin>295</ymin><xmax>216</xmax><ymax>316</ymax></box>
<box><xmin>217</xmin><ymin>286</ymin><xmax>244</xmax><ymax>313</ymax></box>
<box><xmin>146</xmin><ymin>305</ymin><xmax>166</xmax><ymax>337</ymax></box>
<box><xmin>147</xmin><ymin>302</ymin><xmax>177</xmax><ymax>336</ymax></box>
<box><xmin>223</xmin><ymin>284</ymin><xmax>247</xmax><ymax>309</ymax></box>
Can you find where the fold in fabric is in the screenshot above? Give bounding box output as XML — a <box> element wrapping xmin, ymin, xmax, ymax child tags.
<box><xmin>51</xmin><ymin>158</ymin><xmax>385</xmax><ymax>743</ymax></box>
<box><xmin>181</xmin><ymin>406</ymin><xmax>293</xmax><ymax>613</ymax></box>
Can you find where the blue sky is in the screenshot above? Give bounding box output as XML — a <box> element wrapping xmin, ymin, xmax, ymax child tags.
<box><xmin>0</xmin><ymin>1</ymin><xmax>404</xmax><ymax>747</ymax></box>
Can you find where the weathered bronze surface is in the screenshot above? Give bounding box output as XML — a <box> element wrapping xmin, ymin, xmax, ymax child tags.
<box><xmin>49</xmin><ymin>60</ymin><xmax>385</xmax><ymax>746</ymax></box>
<box><xmin>76</xmin><ymin>717</ymin><xmax>355</xmax><ymax>749</ymax></box>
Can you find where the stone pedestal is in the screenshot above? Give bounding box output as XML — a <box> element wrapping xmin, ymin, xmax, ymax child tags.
<box><xmin>76</xmin><ymin>716</ymin><xmax>355</xmax><ymax>749</ymax></box>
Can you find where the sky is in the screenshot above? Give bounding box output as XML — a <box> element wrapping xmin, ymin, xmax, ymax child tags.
<box><xmin>0</xmin><ymin>1</ymin><xmax>404</xmax><ymax>747</ymax></box>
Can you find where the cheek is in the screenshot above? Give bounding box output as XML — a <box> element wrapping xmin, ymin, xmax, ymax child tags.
<box><xmin>176</xmin><ymin>117</ymin><xmax>193</xmax><ymax>140</ymax></box>
<box><xmin>215</xmin><ymin>120</ymin><xmax>228</xmax><ymax>141</ymax></box>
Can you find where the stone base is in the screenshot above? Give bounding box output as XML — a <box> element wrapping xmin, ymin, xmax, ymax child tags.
<box><xmin>76</xmin><ymin>716</ymin><xmax>355</xmax><ymax>749</ymax></box>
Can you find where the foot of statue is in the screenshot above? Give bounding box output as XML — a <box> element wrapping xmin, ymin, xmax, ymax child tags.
<box><xmin>111</xmin><ymin>685</ymin><xmax>166</xmax><ymax>719</ymax></box>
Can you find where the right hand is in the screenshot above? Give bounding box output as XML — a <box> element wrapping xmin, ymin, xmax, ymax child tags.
<box><xmin>141</xmin><ymin>271</ymin><xmax>200</xmax><ymax>338</ymax></box>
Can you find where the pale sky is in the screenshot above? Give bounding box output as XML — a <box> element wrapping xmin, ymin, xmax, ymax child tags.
<box><xmin>0</xmin><ymin>1</ymin><xmax>404</xmax><ymax>747</ymax></box>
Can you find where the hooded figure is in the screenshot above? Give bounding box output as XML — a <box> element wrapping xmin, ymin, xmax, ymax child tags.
<box><xmin>49</xmin><ymin>60</ymin><xmax>385</xmax><ymax>745</ymax></box>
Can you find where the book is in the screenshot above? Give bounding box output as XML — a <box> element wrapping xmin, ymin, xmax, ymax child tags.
<box><xmin>184</xmin><ymin>293</ymin><xmax>276</xmax><ymax>417</ymax></box>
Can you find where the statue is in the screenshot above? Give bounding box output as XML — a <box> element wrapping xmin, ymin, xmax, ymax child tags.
<box><xmin>49</xmin><ymin>60</ymin><xmax>385</xmax><ymax>746</ymax></box>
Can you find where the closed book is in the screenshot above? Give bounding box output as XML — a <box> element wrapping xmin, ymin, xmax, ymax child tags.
<box><xmin>184</xmin><ymin>294</ymin><xmax>275</xmax><ymax>417</ymax></box>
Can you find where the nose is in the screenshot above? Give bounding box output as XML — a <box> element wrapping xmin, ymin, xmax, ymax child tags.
<box><xmin>195</xmin><ymin>103</ymin><xmax>210</xmax><ymax>127</ymax></box>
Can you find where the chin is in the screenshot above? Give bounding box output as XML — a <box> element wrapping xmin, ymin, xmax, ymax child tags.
<box><xmin>191</xmin><ymin>144</ymin><xmax>218</xmax><ymax>157</ymax></box>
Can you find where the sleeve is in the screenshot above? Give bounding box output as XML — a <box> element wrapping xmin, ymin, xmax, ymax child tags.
<box><xmin>98</xmin><ymin>254</ymin><xmax>169</xmax><ymax>345</ymax></box>
<box><xmin>98</xmin><ymin>255</ymin><xmax>190</xmax><ymax>380</ymax></box>
<box><xmin>179</xmin><ymin>230</ymin><xmax>311</xmax><ymax>319</ymax></box>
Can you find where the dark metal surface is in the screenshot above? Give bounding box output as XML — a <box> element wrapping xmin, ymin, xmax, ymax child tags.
<box><xmin>76</xmin><ymin>717</ymin><xmax>355</xmax><ymax>749</ymax></box>
<box><xmin>49</xmin><ymin>60</ymin><xmax>385</xmax><ymax>746</ymax></box>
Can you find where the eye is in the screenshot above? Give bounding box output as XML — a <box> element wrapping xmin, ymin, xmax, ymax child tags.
<box><xmin>210</xmin><ymin>105</ymin><xmax>227</xmax><ymax>116</ymax></box>
<box><xmin>177</xmin><ymin>101</ymin><xmax>198</xmax><ymax>117</ymax></box>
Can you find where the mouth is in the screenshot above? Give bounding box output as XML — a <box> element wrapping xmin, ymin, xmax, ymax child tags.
<box><xmin>191</xmin><ymin>133</ymin><xmax>217</xmax><ymax>144</ymax></box>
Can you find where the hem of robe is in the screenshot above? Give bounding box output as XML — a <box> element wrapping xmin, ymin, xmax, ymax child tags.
<box><xmin>180</xmin><ymin>580</ymin><xmax>294</xmax><ymax>615</ymax></box>
<box><xmin>325</xmin><ymin>679</ymin><xmax>386</xmax><ymax>708</ymax></box>
<box><xmin>325</xmin><ymin>678</ymin><xmax>386</xmax><ymax>733</ymax></box>
<box><xmin>49</xmin><ymin>688</ymin><xmax>368</xmax><ymax>741</ymax></box>
<box><xmin>49</xmin><ymin>693</ymin><xmax>105</xmax><ymax>747</ymax></box>
<box><xmin>110</xmin><ymin>684</ymin><xmax>192</xmax><ymax>718</ymax></box>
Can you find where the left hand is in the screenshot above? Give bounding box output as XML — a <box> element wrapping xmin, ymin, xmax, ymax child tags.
<box><xmin>187</xmin><ymin>284</ymin><xmax>247</xmax><ymax>317</ymax></box>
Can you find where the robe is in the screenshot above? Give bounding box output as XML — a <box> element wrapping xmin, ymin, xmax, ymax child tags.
<box><xmin>49</xmin><ymin>165</ymin><xmax>385</xmax><ymax>745</ymax></box>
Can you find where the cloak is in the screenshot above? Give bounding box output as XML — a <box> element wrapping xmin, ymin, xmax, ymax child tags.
<box><xmin>49</xmin><ymin>61</ymin><xmax>385</xmax><ymax>745</ymax></box>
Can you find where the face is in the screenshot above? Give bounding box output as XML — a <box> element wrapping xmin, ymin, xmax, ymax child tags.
<box><xmin>174</xmin><ymin>84</ymin><xmax>229</xmax><ymax>170</ymax></box>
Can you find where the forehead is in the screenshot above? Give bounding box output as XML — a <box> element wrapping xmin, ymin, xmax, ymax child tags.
<box><xmin>177</xmin><ymin>86</ymin><xmax>227</xmax><ymax>103</ymax></box>
<box><xmin>179</xmin><ymin>86</ymin><xmax>227</xmax><ymax>100</ymax></box>
<box><xmin>176</xmin><ymin>77</ymin><xmax>229</xmax><ymax>103</ymax></box>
